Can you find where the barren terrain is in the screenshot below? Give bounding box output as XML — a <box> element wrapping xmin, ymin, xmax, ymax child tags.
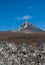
<box><xmin>0</xmin><ymin>31</ymin><xmax>45</xmax><ymax>45</ymax></box>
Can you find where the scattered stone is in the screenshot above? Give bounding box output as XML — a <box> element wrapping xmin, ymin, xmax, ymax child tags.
<box><xmin>0</xmin><ymin>41</ymin><xmax>45</xmax><ymax>65</ymax></box>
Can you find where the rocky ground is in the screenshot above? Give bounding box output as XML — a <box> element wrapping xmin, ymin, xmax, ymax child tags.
<box><xmin>0</xmin><ymin>41</ymin><xmax>45</xmax><ymax>65</ymax></box>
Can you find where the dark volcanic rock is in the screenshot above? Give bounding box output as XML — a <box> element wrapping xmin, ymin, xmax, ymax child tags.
<box><xmin>19</xmin><ymin>22</ymin><xmax>43</xmax><ymax>32</ymax></box>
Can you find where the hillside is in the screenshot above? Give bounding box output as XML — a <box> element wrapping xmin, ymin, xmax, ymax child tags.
<box><xmin>18</xmin><ymin>22</ymin><xmax>43</xmax><ymax>32</ymax></box>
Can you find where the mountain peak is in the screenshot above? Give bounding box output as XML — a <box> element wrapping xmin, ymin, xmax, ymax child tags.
<box><xmin>18</xmin><ymin>21</ymin><xmax>43</xmax><ymax>32</ymax></box>
<box><xmin>23</xmin><ymin>21</ymin><xmax>32</xmax><ymax>25</ymax></box>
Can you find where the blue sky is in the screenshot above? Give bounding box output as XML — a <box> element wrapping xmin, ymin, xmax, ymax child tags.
<box><xmin>0</xmin><ymin>0</ymin><xmax>45</xmax><ymax>31</ymax></box>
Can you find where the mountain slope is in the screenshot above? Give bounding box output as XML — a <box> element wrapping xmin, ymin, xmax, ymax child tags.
<box><xmin>18</xmin><ymin>22</ymin><xmax>43</xmax><ymax>32</ymax></box>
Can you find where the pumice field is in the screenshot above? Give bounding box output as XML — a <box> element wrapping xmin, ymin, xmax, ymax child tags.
<box><xmin>0</xmin><ymin>41</ymin><xmax>45</xmax><ymax>65</ymax></box>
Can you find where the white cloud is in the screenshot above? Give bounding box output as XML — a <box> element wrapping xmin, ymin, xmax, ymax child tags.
<box><xmin>16</xmin><ymin>15</ymin><xmax>32</xmax><ymax>20</ymax></box>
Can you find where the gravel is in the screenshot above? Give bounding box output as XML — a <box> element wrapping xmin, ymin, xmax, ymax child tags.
<box><xmin>0</xmin><ymin>41</ymin><xmax>45</xmax><ymax>65</ymax></box>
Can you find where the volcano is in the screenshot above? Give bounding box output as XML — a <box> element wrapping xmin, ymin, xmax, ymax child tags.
<box><xmin>0</xmin><ymin>21</ymin><xmax>45</xmax><ymax>44</ymax></box>
<box><xmin>18</xmin><ymin>22</ymin><xmax>43</xmax><ymax>32</ymax></box>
